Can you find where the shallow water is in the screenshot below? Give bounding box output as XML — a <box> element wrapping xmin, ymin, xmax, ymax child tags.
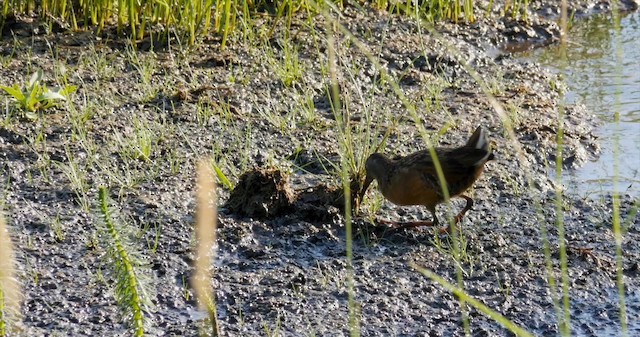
<box><xmin>523</xmin><ymin>11</ymin><xmax>640</xmax><ymax>197</ymax></box>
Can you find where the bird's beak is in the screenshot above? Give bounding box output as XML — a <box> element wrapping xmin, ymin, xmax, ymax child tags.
<box><xmin>360</xmin><ymin>175</ymin><xmax>374</xmax><ymax>200</ymax></box>
<box><xmin>353</xmin><ymin>174</ymin><xmax>374</xmax><ymax>213</ymax></box>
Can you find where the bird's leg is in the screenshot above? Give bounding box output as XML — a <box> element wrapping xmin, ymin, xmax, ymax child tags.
<box><xmin>384</xmin><ymin>218</ymin><xmax>436</xmax><ymax>230</ymax></box>
<box><xmin>375</xmin><ymin>218</ymin><xmax>431</xmax><ymax>228</ymax></box>
<box><xmin>382</xmin><ymin>196</ymin><xmax>475</xmax><ymax>234</ymax></box>
<box><xmin>380</xmin><ymin>206</ymin><xmax>447</xmax><ymax>233</ymax></box>
<box><xmin>443</xmin><ymin>195</ymin><xmax>475</xmax><ymax>234</ymax></box>
<box><xmin>453</xmin><ymin>195</ymin><xmax>474</xmax><ymax>223</ymax></box>
<box><xmin>389</xmin><ymin>217</ymin><xmax>451</xmax><ymax>235</ymax></box>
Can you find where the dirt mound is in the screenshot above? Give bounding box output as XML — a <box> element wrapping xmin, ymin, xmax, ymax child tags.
<box><xmin>225</xmin><ymin>168</ymin><xmax>295</xmax><ymax>218</ymax></box>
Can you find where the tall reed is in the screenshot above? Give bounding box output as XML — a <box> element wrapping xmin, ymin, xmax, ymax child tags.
<box><xmin>0</xmin><ymin>213</ymin><xmax>21</xmax><ymax>336</ymax></box>
<box><xmin>193</xmin><ymin>160</ymin><xmax>221</xmax><ymax>336</ymax></box>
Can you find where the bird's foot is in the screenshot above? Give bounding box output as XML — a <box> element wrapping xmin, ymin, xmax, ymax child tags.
<box><xmin>375</xmin><ymin>218</ymin><xmax>450</xmax><ymax>235</ymax></box>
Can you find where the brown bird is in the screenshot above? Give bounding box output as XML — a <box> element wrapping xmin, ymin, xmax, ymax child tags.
<box><xmin>361</xmin><ymin>126</ymin><xmax>494</xmax><ymax>233</ymax></box>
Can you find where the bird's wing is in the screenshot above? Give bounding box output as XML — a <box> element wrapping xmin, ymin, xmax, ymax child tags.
<box><xmin>399</xmin><ymin>150</ymin><xmax>443</xmax><ymax>192</ymax></box>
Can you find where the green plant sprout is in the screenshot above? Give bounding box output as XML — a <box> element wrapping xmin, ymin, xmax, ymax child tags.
<box><xmin>1</xmin><ymin>69</ymin><xmax>76</xmax><ymax>119</ymax></box>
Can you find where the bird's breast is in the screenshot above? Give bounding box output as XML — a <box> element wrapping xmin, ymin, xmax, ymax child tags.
<box><xmin>379</xmin><ymin>171</ymin><xmax>442</xmax><ymax>207</ymax></box>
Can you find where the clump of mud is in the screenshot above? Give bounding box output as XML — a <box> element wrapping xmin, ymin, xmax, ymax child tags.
<box><xmin>225</xmin><ymin>168</ymin><xmax>295</xmax><ymax>218</ymax></box>
<box><xmin>293</xmin><ymin>184</ymin><xmax>347</xmax><ymax>221</ymax></box>
<box><xmin>296</xmin><ymin>184</ymin><xmax>344</xmax><ymax>208</ymax></box>
<box><xmin>226</xmin><ymin>168</ymin><xmax>367</xmax><ymax>220</ymax></box>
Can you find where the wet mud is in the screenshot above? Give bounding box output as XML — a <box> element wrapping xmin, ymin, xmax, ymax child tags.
<box><xmin>1</xmin><ymin>1</ymin><xmax>639</xmax><ymax>336</ymax></box>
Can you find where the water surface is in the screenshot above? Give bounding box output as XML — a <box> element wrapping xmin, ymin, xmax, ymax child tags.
<box><xmin>523</xmin><ymin>11</ymin><xmax>640</xmax><ymax>197</ymax></box>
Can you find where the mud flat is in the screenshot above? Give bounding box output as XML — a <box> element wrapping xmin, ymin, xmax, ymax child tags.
<box><xmin>1</xmin><ymin>0</ymin><xmax>638</xmax><ymax>335</ymax></box>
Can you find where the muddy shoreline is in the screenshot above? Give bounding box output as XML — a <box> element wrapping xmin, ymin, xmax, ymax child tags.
<box><xmin>1</xmin><ymin>1</ymin><xmax>639</xmax><ymax>336</ymax></box>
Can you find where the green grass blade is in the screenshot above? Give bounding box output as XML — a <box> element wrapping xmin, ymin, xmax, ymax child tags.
<box><xmin>211</xmin><ymin>160</ymin><xmax>233</xmax><ymax>190</ymax></box>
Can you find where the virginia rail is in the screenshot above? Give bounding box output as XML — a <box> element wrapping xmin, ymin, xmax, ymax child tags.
<box><xmin>362</xmin><ymin>126</ymin><xmax>494</xmax><ymax>233</ymax></box>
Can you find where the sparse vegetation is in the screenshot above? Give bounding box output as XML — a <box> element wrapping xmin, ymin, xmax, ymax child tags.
<box><xmin>0</xmin><ymin>0</ymin><xmax>637</xmax><ymax>336</ymax></box>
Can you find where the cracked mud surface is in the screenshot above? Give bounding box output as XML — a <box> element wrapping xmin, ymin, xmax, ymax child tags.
<box><xmin>1</xmin><ymin>1</ymin><xmax>639</xmax><ymax>336</ymax></box>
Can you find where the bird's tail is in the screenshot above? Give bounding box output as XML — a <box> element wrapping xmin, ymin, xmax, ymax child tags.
<box><xmin>466</xmin><ymin>126</ymin><xmax>488</xmax><ymax>150</ymax></box>
<box><xmin>465</xmin><ymin>126</ymin><xmax>494</xmax><ymax>164</ymax></box>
